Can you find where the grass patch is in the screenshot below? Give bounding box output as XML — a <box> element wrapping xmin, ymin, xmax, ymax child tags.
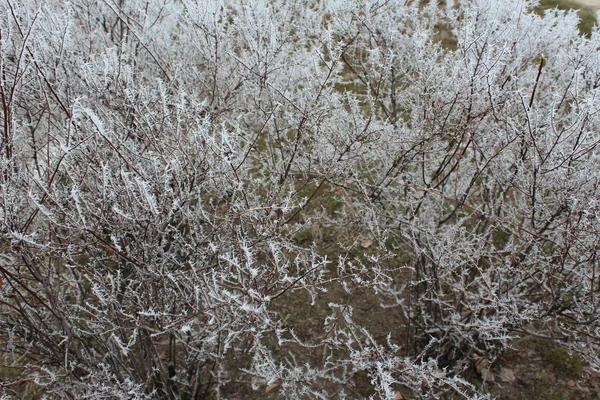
<box><xmin>524</xmin><ymin>369</ymin><xmax>566</xmax><ymax>400</ymax></box>
<box><xmin>532</xmin><ymin>338</ymin><xmax>584</xmax><ymax>378</ymax></box>
<box><xmin>0</xmin><ymin>363</ymin><xmax>43</xmax><ymax>399</ymax></box>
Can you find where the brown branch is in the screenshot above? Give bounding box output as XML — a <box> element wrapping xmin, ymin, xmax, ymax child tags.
<box><xmin>528</xmin><ymin>57</ymin><xmax>545</xmax><ymax>109</ymax></box>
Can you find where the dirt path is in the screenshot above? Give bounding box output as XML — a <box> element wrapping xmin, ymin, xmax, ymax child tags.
<box><xmin>573</xmin><ymin>0</ymin><xmax>600</xmax><ymax>10</ymax></box>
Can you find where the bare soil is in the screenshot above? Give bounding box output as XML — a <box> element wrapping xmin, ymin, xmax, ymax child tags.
<box><xmin>480</xmin><ymin>337</ymin><xmax>600</xmax><ymax>400</ymax></box>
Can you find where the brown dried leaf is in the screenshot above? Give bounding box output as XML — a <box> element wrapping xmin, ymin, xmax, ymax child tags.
<box><xmin>265</xmin><ymin>382</ymin><xmax>281</xmax><ymax>393</ymax></box>
<box><xmin>360</xmin><ymin>239</ymin><xmax>374</xmax><ymax>248</ymax></box>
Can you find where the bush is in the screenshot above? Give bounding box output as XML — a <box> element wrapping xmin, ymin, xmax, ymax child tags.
<box><xmin>1</xmin><ymin>0</ymin><xmax>600</xmax><ymax>398</ymax></box>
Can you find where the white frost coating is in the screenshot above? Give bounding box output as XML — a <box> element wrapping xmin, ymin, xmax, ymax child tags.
<box><xmin>2</xmin><ymin>0</ymin><xmax>600</xmax><ymax>398</ymax></box>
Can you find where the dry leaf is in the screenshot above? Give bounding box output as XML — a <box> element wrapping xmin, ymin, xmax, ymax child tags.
<box><xmin>475</xmin><ymin>357</ymin><xmax>491</xmax><ymax>373</ymax></box>
<box><xmin>393</xmin><ymin>392</ymin><xmax>404</xmax><ymax>400</ymax></box>
<box><xmin>360</xmin><ymin>239</ymin><xmax>374</xmax><ymax>248</ymax></box>
<box><xmin>475</xmin><ymin>358</ymin><xmax>495</xmax><ymax>382</ymax></box>
<box><xmin>265</xmin><ymin>382</ymin><xmax>281</xmax><ymax>393</ymax></box>
<box><xmin>498</xmin><ymin>367</ymin><xmax>516</xmax><ymax>383</ymax></box>
<box><xmin>587</xmin><ymin>367</ymin><xmax>600</xmax><ymax>378</ymax></box>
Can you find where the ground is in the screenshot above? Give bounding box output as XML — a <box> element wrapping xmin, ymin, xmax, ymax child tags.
<box><xmin>574</xmin><ymin>0</ymin><xmax>600</xmax><ymax>9</ymax></box>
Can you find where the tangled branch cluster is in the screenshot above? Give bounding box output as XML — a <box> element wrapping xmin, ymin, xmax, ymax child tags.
<box><xmin>1</xmin><ymin>0</ymin><xmax>600</xmax><ymax>398</ymax></box>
